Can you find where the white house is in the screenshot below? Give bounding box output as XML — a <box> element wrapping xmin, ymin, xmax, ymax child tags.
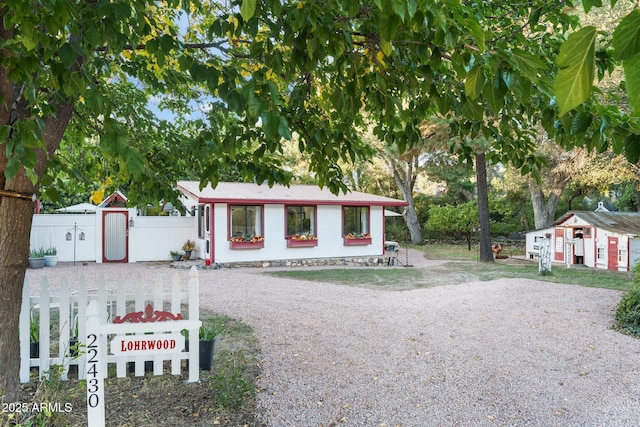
<box><xmin>176</xmin><ymin>181</ymin><xmax>408</xmax><ymax>265</ymax></box>
<box><xmin>525</xmin><ymin>210</ymin><xmax>640</xmax><ymax>271</ymax></box>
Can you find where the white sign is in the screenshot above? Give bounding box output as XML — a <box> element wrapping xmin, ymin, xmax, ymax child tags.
<box><xmin>111</xmin><ymin>333</ymin><xmax>184</xmax><ymax>356</ymax></box>
<box><xmin>86</xmin><ymin>301</ymin><xmax>105</xmax><ymax>427</ymax></box>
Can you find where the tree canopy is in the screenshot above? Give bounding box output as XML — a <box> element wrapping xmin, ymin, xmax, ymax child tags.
<box><xmin>2</xmin><ymin>0</ymin><xmax>640</xmax><ymax>399</ymax></box>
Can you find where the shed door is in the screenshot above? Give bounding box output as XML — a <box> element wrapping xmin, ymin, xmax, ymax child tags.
<box><xmin>554</xmin><ymin>228</ymin><xmax>564</xmax><ymax>262</ymax></box>
<box><xmin>103</xmin><ymin>211</ymin><xmax>128</xmax><ymax>263</ymax></box>
<box><xmin>608</xmin><ymin>237</ymin><xmax>618</xmax><ymax>271</ymax></box>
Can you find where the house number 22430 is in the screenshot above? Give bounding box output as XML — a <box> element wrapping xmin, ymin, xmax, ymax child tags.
<box><xmin>86</xmin><ymin>334</ymin><xmax>100</xmax><ymax>408</ymax></box>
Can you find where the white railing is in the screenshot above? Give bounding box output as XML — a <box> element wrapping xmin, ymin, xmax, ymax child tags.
<box><xmin>20</xmin><ymin>267</ymin><xmax>201</xmax><ymax>383</ymax></box>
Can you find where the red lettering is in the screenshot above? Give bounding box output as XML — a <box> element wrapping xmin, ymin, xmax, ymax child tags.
<box><xmin>134</xmin><ymin>341</ymin><xmax>141</xmax><ymax>350</ymax></box>
<box><xmin>148</xmin><ymin>340</ymin><xmax>155</xmax><ymax>350</ymax></box>
<box><xmin>170</xmin><ymin>339</ymin><xmax>176</xmax><ymax>349</ymax></box>
<box><xmin>141</xmin><ymin>341</ymin><xmax>147</xmax><ymax>350</ymax></box>
<box><xmin>121</xmin><ymin>341</ymin><xmax>127</xmax><ymax>352</ymax></box>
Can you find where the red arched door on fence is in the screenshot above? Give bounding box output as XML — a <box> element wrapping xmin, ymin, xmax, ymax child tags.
<box><xmin>102</xmin><ymin>210</ymin><xmax>129</xmax><ymax>263</ymax></box>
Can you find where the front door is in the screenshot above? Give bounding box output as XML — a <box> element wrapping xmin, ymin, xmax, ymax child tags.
<box><xmin>103</xmin><ymin>211</ymin><xmax>129</xmax><ymax>262</ymax></box>
<box><xmin>608</xmin><ymin>237</ymin><xmax>618</xmax><ymax>271</ymax></box>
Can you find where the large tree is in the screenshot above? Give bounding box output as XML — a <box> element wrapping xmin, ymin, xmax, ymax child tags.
<box><xmin>2</xmin><ymin>0</ymin><xmax>640</xmax><ymax>400</ymax></box>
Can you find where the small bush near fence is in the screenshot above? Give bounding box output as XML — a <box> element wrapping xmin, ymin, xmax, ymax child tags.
<box><xmin>615</xmin><ymin>265</ymin><xmax>640</xmax><ymax>337</ymax></box>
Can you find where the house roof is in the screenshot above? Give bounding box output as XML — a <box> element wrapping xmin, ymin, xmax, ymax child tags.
<box><xmin>176</xmin><ymin>181</ymin><xmax>408</xmax><ymax>207</ymax></box>
<box><xmin>553</xmin><ymin>211</ymin><xmax>640</xmax><ymax>236</ymax></box>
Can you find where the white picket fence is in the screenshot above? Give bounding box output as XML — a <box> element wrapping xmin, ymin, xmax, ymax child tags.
<box><xmin>20</xmin><ymin>266</ymin><xmax>201</xmax><ymax>383</ymax></box>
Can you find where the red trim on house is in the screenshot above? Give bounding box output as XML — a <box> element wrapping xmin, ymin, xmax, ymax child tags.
<box><xmin>200</xmin><ymin>197</ymin><xmax>406</xmax><ymax>207</ymax></box>
<box><xmin>209</xmin><ymin>204</ymin><xmax>216</xmax><ymax>264</ymax></box>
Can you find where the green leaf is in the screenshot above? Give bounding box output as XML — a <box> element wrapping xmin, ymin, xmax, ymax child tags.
<box><xmin>511</xmin><ymin>48</ymin><xmax>544</xmax><ymax>82</ymax></box>
<box><xmin>278</xmin><ymin>116</ymin><xmax>291</xmax><ymax>140</ymax></box>
<box><xmin>624</xmin><ymin>133</ymin><xmax>640</xmax><ymax>163</ymax></box>
<box><xmin>465</xmin><ymin>67</ymin><xmax>484</xmax><ymax>100</ymax></box>
<box><xmin>612</xmin><ymin>10</ymin><xmax>640</xmax><ymax>61</ymax></box>
<box><xmin>0</xmin><ymin>125</ymin><xmax>10</xmax><ymax>142</ymax></box>
<box><xmin>240</xmin><ymin>0</ymin><xmax>257</xmax><ymax>21</ymax></box>
<box><xmin>555</xmin><ymin>26</ymin><xmax>596</xmax><ymax>116</ymax></box>
<box><xmin>623</xmin><ymin>53</ymin><xmax>640</xmax><ymax>114</ymax></box>
<box><xmin>570</xmin><ymin>112</ymin><xmax>592</xmax><ymax>134</ymax></box>
<box><xmin>465</xmin><ymin>18</ymin><xmax>485</xmax><ymax>52</ymax></box>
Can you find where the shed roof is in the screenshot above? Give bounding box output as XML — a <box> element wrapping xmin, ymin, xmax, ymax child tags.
<box><xmin>553</xmin><ymin>211</ymin><xmax>640</xmax><ymax>236</ymax></box>
<box><xmin>176</xmin><ymin>181</ymin><xmax>407</xmax><ymax>207</ymax></box>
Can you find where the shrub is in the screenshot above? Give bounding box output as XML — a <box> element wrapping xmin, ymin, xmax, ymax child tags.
<box><xmin>615</xmin><ymin>265</ymin><xmax>640</xmax><ymax>337</ymax></box>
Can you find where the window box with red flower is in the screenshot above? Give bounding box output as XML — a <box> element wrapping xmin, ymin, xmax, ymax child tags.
<box><xmin>287</xmin><ymin>233</ymin><xmax>318</xmax><ymax>248</ymax></box>
<box><xmin>343</xmin><ymin>233</ymin><xmax>372</xmax><ymax>246</ymax></box>
<box><xmin>229</xmin><ymin>235</ymin><xmax>265</xmax><ymax>249</ymax></box>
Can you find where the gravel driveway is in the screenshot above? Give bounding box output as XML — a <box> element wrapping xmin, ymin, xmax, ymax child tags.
<box><xmin>26</xmin><ymin>252</ymin><xmax>640</xmax><ymax>426</ymax></box>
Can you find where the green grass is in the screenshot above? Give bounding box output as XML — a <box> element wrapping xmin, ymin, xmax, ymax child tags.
<box><xmin>268</xmin><ymin>268</ymin><xmax>424</xmax><ymax>288</ymax></box>
<box><xmin>267</xmin><ymin>260</ymin><xmax>634</xmax><ymax>292</ymax></box>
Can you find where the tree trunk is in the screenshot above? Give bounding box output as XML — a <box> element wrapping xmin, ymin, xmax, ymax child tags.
<box><xmin>0</xmin><ymin>191</ymin><xmax>35</xmax><ymax>400</ymax></box>
<box><xmin>528</xmin><ymin>180</ymin><xmax>563</xmax><ymax>229</ymax></box>
<box><xmin>476</xmin><ymin>152</ymin><xmax>493</xmax><ymax>262</ymax></box>
<box><xmin>386</xmin><ymin>157</ymin><xmax>423</xmax><ymax>244</ymax></box>
<box><xmin>402</xmin><ymin>191</ymin><xmax>423</xmax><ymax>244</ymax></box>
<box><xmin>0</xmin><ymin>95</ymin><xmax>74</xmax><ymax>399</ymax></box>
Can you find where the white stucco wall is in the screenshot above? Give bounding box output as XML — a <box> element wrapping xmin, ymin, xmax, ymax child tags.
<box><xmin>211</xmin><ymin>203</ymin><xmax>385</xmax><ymax>263</ymax></box>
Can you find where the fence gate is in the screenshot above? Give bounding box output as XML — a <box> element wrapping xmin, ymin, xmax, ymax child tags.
<box><xmin>102</xmin><ymin>211</ymin><xmax>128</xmax><ymax>263</ymax></box>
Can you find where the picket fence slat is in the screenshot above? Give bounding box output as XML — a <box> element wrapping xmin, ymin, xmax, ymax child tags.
<box><xmin>20</xmin><ymin>266</ymin><xmax>201</xmax><ymax>384</ymax></box>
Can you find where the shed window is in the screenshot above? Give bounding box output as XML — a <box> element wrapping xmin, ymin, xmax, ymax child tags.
<box><xmin>619</xmin><ymin>249</ymin><xmax>627</xmax><ymax>263</ymax></box>
<box><xmin>597</xmin><ymin>247</ymin><xmax>605</xmax><ymax>260</ymax></box>
<box><xmin>343</xmin><ymin>206</ymin><xmax>369</xmax><ymax>236</ymax></box>
<box><xmin>230</xmin><ymin>205</ymin><xmax>262</xmax><ymax>238</ymax></box>
<box><xmin>287</xmin><ymin>206</ymin><xmax>316</xmax><ymax>237</ymax></box>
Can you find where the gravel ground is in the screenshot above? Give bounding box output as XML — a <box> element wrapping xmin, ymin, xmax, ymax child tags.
<box><xmin>26</xmin><ymin>251</ymin><xmax>640</xmax><ymax>427</ymax></box>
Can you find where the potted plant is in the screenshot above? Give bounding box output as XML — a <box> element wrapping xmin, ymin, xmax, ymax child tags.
<box><xmin>182</xmin><ymin>240</ymin><xmax>196</xmax><ymax>260</ymax></box>
<box><xmin>30</xmin><ymin>314</ymin><xmax>40</xmax><ymax>359</ymax></box>
<box><xmin>170</xmin><ymin>250</ymin><xmax>182</xmax><ymax>262</ymax></box>
<box><xmin>198</xmin><ymin>321</ymin><xmax>223</xmax><ymax>371</ymax></box>
<box><xmin>44</xmin><ymin>247</ymin><xmax>58</xmax><ymax>267</ymax></box>
<box><xmin>28</xmin><ymin>247</ymin><xmax>46</xmax><ymax>269</ymax></box>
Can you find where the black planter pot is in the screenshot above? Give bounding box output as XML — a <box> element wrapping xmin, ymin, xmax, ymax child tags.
<box><xmin>30</xmin><ymin>342</ymin><xmax>39</xmax><ymax>359</ymax></box>
<box><xmin>199</xmin><ymin>339</ymin><xmax>215</xmax><ymax>371</ymax></box>
<box><xmin>185</xmin><ymin>339</ymin><xmax>216</xmax><ymax>371</ymax></box>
